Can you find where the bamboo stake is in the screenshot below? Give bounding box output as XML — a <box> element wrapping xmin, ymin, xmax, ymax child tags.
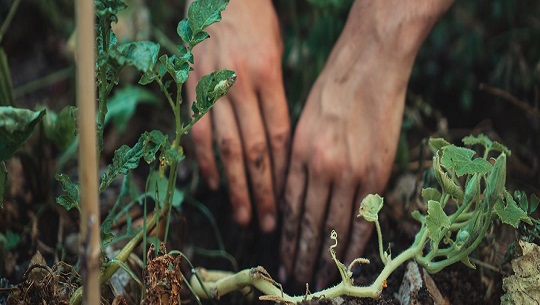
<box><xmin>76</xmin><ymin>0</ymin><xmax>101</xmax><ymax>304</ymax></box>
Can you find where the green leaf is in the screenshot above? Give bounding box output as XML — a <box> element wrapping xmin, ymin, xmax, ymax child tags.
<box><xmin>147</xmin><ymin>171</ymin><xmax>184</xmax><ymax>208</ymax></box>
<box><xmin>433</xmin><ymin>154</ymin><xmax>464</xmax><ymax>200</ymax></box>
<box><xmin>463</xmin><ymin>174</ymin><xmax>481</xmax><ymax>204</ymax></box>
<box><xmin>485</xmin><ymin>153</ymin><xmax>506</xmax><ymax>204</ymax></box>
<box><xmin>106</xmin><ymin>86</ymin><xmax>159</xmax><ymax>133</ymax></box>
<box><xmin>194</xmin><ymin>69</ymin><xmax>236</xmax><ymax>113</ymax></box>
<box><xmin>43</xmin><ymin>106</ymin><xmax>78</xmax><ymax>150</ymax></box>
<box><xmin>422</xmin><ymin>187</ymin><xmax>441</xmax><ymax>202</ymax></box>
<box><xmin>186</xmin><ymin>0</ymin><xmax>229</xmax><ymax>47</ymax></box>
<box><xmin>158</xmin><ymin>50</ymin><xmax>193</xmax><ymax>84</ymax></box>
<box><xmin>99</xmin><ymin>131</ymin><xmax>167</xmax><ymax>192</ymax></box>
<box><xmin>357</xmin><ymin>194</ymin><xmax>383</xmax><ymax>222</ymax></box>
<box><xmin>426</xmin><ymin>200</ymin><xmax>450</xmax><ymax>242</ymax></box>
<box><xmin>495</xmin><ymin>191</ymin><xmax>532</xmax><ymax>228</ymax></box>
<box><xmin>112</xmin><ymin>41</ymin><xmax>160</xmax><ymax>72</ymax></box>
<box><xmin>428</xmin><ymin>137</ymin><xmax>450</xmax><ymax>154</ymax></box>
<box><xmin>101</xmin><ymin>217</ymin><xmax>115</xmax><ymax>245</ymax></box>
<box><xmin>177</xmin><ymin>19</ymin><xmax>192</xmax><ymax>44</ymax></box>
<box><xmin>491</xmin><ymin>141</ymin><xmax>511</xmax><ymax>156</ymax></box>
<box><xmin>441</xmin><ymin>145</ymin><xmax>492</xmax><ymax>176</ymax></box>
<box><xmin>0</xmin><ymin>161</ymin><xmax>6</xmax><ymax>209</ymax></box>
<box><xmin>0</xmin><ymin>107</ymin><xmax>46</xmax><ymax>161</ymax></box>
<box><xmin>530</xmin><ymin>194</ymin><xmax>539</xmax><ymax>214</ymax></box>
<box><xmin>462</xmin><ymin>134</ymin><xmax>492</xmax><ymax>149</ymax></box>
<box><xmin>55</xmin><ymin>173</ymin><xmax>80</xmax><ymax>211</ymax></box>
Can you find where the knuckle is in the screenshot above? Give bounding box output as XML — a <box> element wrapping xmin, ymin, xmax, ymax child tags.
<box><xmin>245</xmin><ymin>141</ymin><xmax>267</xmax><ymax>166</ymax></box>
<box><xmin>218</xmin><ymin>137</ymin><xmax>242</xmax><ymax>161</ymax></box>
<box><xmin>269</xmin><ymin>128</ymin><xmax>290</xmax><ymax>152</ymax></box>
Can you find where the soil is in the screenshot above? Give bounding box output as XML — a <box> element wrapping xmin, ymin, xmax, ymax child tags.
<box><xmin>1</xmin><ymin>1</ymin><xmax>539</xmax><ymax>305</ymax></box>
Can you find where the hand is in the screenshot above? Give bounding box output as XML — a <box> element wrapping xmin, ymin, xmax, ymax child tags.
<box><xmin>187</xmin><ymin>0</ymin><xmax>290</xmax><ymax>232</ymax></box>
<box><xmin>279</xmin><ymin>0</ymin><xmax>454</xmax><ymax>288</ymax></box>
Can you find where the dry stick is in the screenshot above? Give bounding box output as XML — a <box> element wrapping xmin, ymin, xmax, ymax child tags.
<box><xmin>76</xmin><ymin>0</ymin><xmax>101</xmax><ymax>304</ymax></box>
<box><xmin>479</xmin><ymin>83</ymin><xmax>540</xmax><ymax>119</ymax></box>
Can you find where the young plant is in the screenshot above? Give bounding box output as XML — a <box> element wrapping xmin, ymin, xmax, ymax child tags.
<box><xmin>189</xmin><ymin>134</ymin><xmax>536</xmax><ymax>303</ymax></box>
<box><xmin>49</xmin><ymin>0</ymin><xmax>236</xmax><ymax>304</ymax></box>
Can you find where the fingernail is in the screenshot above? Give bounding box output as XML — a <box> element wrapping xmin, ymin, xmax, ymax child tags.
<box><xmin>261</xmin><ymin>213</ymin><xmax>276</xmax><ymax>232</ymax></box>
<box><xmin>207</xmin><ymin>177</ymin><xmax>219</xmax><ymax>190</ymax></box>
<box><xmin>279</xmin><ymin>266</ymin><xmax>287</xmax><ymax>283</ymax></box>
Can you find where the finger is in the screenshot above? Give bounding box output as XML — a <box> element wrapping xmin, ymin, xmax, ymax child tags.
<box><xmin>229</xmin><ymin>81</ymin><xmax>277</xmax><ymax>232</ymax></box>
<box><xmin>344</xmin><ymin>191</ymin><xmax>375</xmax><ymax>265</ymax></box>
<box><xmin>315</xmin><ymin>180</ymin><xmax>357</xmax><ymax>290</ymax></box>
<box><xmin>293</xmin><ymin>175</ymin><xmax>330</xmax><ymax>285</ymax></box>
<box><xmin>257</xmin><ymin>65</ymin><xmax>290</xmax><ymax>198</ymax></box>
<box><xmin>187</xmin><ymin>69</ymin><xmax>220</xmax><ymax>190</ymax></box>
<box><xmin>279</xmin><ymin>156</ymin><xmax>307</xmax><ymax>279</ymax></box>
<box><xmin>212</xmin><ymin>97</ymin><xmax>252</xmax><ymax>225</ymax></box>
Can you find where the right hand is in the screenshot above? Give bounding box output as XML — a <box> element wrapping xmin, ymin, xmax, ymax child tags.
<box><xmin>186</xmin><ymin>0</ymin><xmax>290</xmax><ymax>232</ymax></box>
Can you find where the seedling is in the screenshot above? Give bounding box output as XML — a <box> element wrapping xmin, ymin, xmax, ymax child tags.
<box><xmin>190</xmin><ymin>134</ymin><xmax>536</xmax><ymax>303</ymax></box>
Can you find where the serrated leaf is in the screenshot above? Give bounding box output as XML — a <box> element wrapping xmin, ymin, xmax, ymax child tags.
<box><xmin>112</xmin><ymin>41</ymin><xmax>160</xmax><ymax>72</ymax></box>
<box><xmin>357</xmin><ymin>194</ymin><xmax>383</xmax><ymax>222</ymax></box>
<box><xmin>101</xmin><ymin>217</ymin><xmax>114</xmax><ymax>245</ymax></box>
<box><xmin>194</xmin><ymin>69</ymin><xmax>236</xmax><ymax>113</ymax></box>
<box><xmin>0</xmin><ymin>161</ymin><xmax>6</xmax><ymax>208</ymax></box>
<box><xmin>147</xmin><ymin>171</ymin><xmax>184</xmax><ymax>208</ymax></box>
<box><xmin>422</xmin><ymin>188</ymin><xmax>441</xmax><ymax>202</ymax></box>
<box><xmin>55</xmin><ymin>173</ymin><xmax>80</xmax><ymax>211</ymax></box>
<box><xmin>106</xmin><ymin>86</ymin><xmax>159</xmax><ymax>133</ymax></box>
<box><xmin>411</xmin><ymin>210</ymin><xmax>425</xmax><ymax>223</ymax></box>
<box><xmin>495</xmin><ymin>191</ymin><xmax>532</xmax><ymax>228</ymax></box>
<box><xmin>426</xmin><ymin>200</ymin><xmax>450</xmax><ymax>242</ymax></box>
<box><xmin>158</xmin><ymin>48</ymin><xmax>193</xmax><ymax>84</ymax></box>
<box><xmin>43</xmin><ymin>106</ymin><xmax>78</xmax><ymax>150</ymax></box>
<box><xmin>441</xmin><ymin>145</ymin><xmax>492</xmax><ymax>176</ymax></box>
<box><xmin>462</xmin><ymin>134</ymin><xmax>492</xmax><ymax>149</ymax></box>
<box><xmin>187</xmin><ymin>0</ymin><xmax>229</xmax><ymax>44</ymax></box>
<box><xmin>99</xmin><ymin>131</ymin><xmax>167</xmax><ymax>191</ymax></box>
<box><xmin>428</xmin><ymin>138</ymin><xmax>450</xmax><ymax>154</ymax></box>
<box><xmin>491</xmin><ymin>141</ymin><xmax>511</xmax><ymax>156</ymax></box>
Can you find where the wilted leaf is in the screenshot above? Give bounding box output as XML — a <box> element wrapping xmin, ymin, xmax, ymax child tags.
<box><xmin>0</xmin><ymin>107</ymin><xmax>46</xmax><ymax>161</ymax></box>
<box><xmin>501</xmin><ymin>241</ymin><xmax>540</xmax><ymax>305</ymax></box>
<box><xmin>426</xmin><ymin>200</ymin><xmax>450</xmax><ymax>242</ymax></box>
<box><xmin>357</xmin><ymin>194</ymin><xmax>383</xmax><ymax>222</ymax></box>
<box><xmin>441</xmin><ymin>145</ymin><xmax>492</xmax><ymax>176</ymax></box>
<box><xmin>494</xmin><ymin>191</ymin><xmax>531</xmax><ymax>228</ymax></box>
<box><xmin>55</xmin><ymin>173</ymin><xmax>80</xmax><ymax>211</ymax></box>
<box><xmin>43</xmin><ymin>106</ymin><xmax>78</xmax><ymax>150</ymax></box>
<box><xmin>106</xmin><ymin>86</ymin><xmax>159</xmax><ymax>133</ymax></box>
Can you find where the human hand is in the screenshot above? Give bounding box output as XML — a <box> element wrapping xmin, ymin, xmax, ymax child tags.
<box><xmin>187</xmin><ymin>0</ymin><xmax>290</xmax><ymax>232</ymax></box>
<box><xmin>279</xmin><ymin>0</ymin><xmax>454</xmax><ymax>288</ymax></box>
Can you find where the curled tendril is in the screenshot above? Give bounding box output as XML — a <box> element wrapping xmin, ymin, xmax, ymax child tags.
<box><xmin>329</xmin><ymin>230</ymin><xmax>353</xmax><ymax>285</ymax></box>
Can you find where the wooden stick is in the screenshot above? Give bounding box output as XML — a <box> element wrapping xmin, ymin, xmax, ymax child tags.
<box><xmin>479</xmin><ymin>83</ymin><xmax>540</xmax><ymax>119</ymax></box>
<box><xmin>76</xmin><ymin>0</ymin><xmax>101</xmax><ymax>303</ymax></box>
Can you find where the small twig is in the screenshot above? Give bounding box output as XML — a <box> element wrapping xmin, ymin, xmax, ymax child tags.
<box><xmin>479</xmin><ymin>83</ymin><xmax>540</xmax><ymax>118</ymax></box>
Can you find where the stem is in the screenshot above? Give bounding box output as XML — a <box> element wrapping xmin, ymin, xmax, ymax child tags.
<box><xmin>0</xmin><ymin>0</ymin><xmax>22</xmax><ymax>44</ymax></box>
<box><xmin>76</xmin><ymin>0</ymin><xmax>100</xmax><ymax>303</ymax></box>
<box><xmin>374</xmin><ymin>220</ymin><xmax>387</xmax><ymax>264</ymax></box>
<box><xmin>13</xmin><ymin>66</ymin><xmax>74</xmax><ymax>98</ymax></box>
<box><xmin>156</xmin><ymin>77</ymin><xmax>176</xmax><ymax>115</ymax></box>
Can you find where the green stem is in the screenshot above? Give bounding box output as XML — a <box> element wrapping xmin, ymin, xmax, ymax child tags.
<box><xmin>156</xmin><ymin>77</ymin><xmax>176</xmax><ymax>115</ymax></box>
<box><xmin>0</xmin><ymin>0</ymin><xmax>22</xmax><ymax>44</ymax></box>
<box><xmin>374</xmin><ymin>220</ymin><xmax>387</xmax><ymax>264</ymax></box>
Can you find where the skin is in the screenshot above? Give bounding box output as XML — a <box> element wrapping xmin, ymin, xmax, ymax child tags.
<box><xmin>187</xmin><ymin>0</ymin><xmax>454</xmax><ymax>289</ymax></box>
